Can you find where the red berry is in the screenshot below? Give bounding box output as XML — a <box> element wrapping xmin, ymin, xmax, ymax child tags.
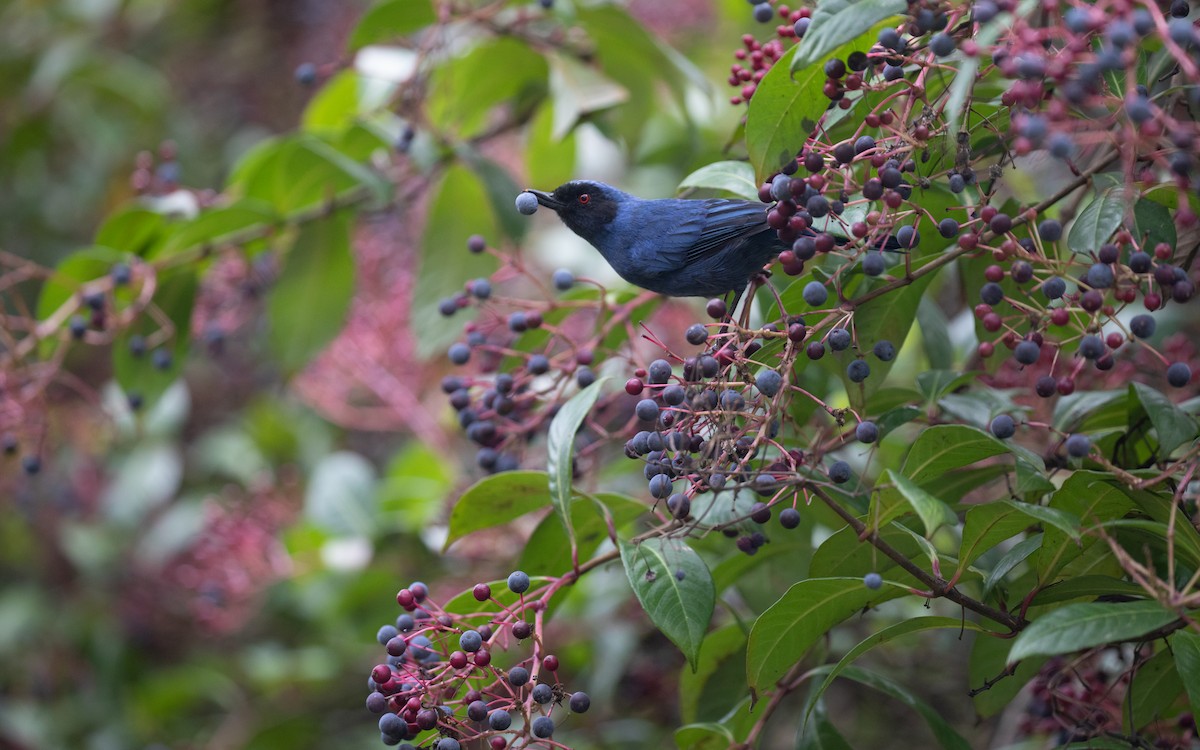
<box><xmin>625</xmin><ymin>378</ymin><xmax>644</xmax><ymax>395</ymax></box>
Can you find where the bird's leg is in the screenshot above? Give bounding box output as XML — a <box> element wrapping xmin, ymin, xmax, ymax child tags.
<box><xmin>738</xmin><ymin>270</ymin><xmax>771</xmax><ymax>329</ymax></box>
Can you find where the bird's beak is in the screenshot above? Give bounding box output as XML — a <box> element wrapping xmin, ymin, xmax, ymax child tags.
<box><xmin>525</xmin><ymin>189</ymin><xmax>564</xmax><ymax>211</ymax></box>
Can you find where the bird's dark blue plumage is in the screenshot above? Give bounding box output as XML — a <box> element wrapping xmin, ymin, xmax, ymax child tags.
<box><xmin>524</xmin><ymin>181</ymin><xmax>784</xmax><ymax>298</ymax></box>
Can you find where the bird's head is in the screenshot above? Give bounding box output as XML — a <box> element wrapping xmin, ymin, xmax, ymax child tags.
<box><xmin>523</xmin><ymin>181</ymin><xmax>622</xmax><ymax>239</ymax></box>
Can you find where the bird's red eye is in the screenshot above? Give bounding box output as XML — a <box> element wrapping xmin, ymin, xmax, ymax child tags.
<box><xmin>579</xmin><ymin>194</ymin><xmax>590</xmax><ymax>205</ymax></box>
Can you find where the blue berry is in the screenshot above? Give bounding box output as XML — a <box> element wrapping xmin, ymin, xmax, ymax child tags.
<box><xmin>528</xmin><ymin>354</ymin><xmax>550</xmax><ymax>374</ymax></box>
<box><xmin>552</xmin><ymin>268</ymin><xmax>574</xmax><ymax>290</ymax></box>
<box><xmin>635</xmin><ymin>398</ymin><xmax>660</xmax><ymax>422</ymax></box>
<box><xmin>467</xmin><ymin>700</ymin><xmax>489</xmax><ymax>721</ymax></box>
<box><xmin>448</xmin><ymin>343</ymin><xmax>470</xmax><ymax>365</ymax></box>
<box><xmin>930</xmin><ymin>32</ymin><xmax>956</xmax><ymax>56</ymax></box>
<box><xmin>1129</xmin><ymin>314</ymin><xmax>1155</xmax><ymax>339</ymax></box>
<box><xmin>756</xmin><ymin>369</ymin><xmax>783</xmax><ymax>397</ymax></box>
<box><xmin>828</xmin><ymin>328</ymin><xmax>852</xmax><ymax>351</ymax></box>
<box><xmin>1167</xmin><ymin>362</ymin><xmax>1192</xmax><ymax>388</ymax></box>
<box><xmin>753</xmin><ymin>2</ymin><xmax>774</xmax><ymax>22</ymax></box>
<box><xmin>667</xmin><ymin>493</ymin><xmax>691</xmax><ymax>519</ymax></box>
<box><xmin>1078</xmin><ymin>335</ymin><xmax>1105</xmax><ymax>360</ymax></box>
<box><xmin>532</xmin><ymin>683</ymin><xmax>554</xmax><ymax>704</ymax></box>
<box><xmin>1008</xmin><ymin>339</ymin><xmax>1040</xmax><ymax>365</ymax></box>
<box><xmin>1065</xmin><ymin>434</ymin><xmax>1091</xmax><ymax>458</ymax></box>
<box><xmin>470</xmin><ymin>278</ymin><xmax>492</xmax><ymax>299</ymax></box>
<box><xmin>377</xmin><ymin>624</ymin><xmax>399</xmax><ymax>645</ymax></box>
<box><xmin>1037</xmin><ymin>219</ymin><xmax>1062</xmax><ymax>242</ymax></box>
<box><xmin>648</xmin><ymin>358</ymin><xmax>672</xmax><ymax>384</ymax></box>
<box><xmin>855</xmin><ymin>421</ymin><xmax>879</xmax><ymax>443</ymax></box>
<box><xmin>980</xmin><ymin>282</ymin><xmax>1004</xmax><ymax>305</ymax></box>
<box><xmin>948</xmin><ymin>173</ymin><xmax>966</xmax><ymax>193</ymax></box>
<box><xmin>507</xmin><ymin>570</ymin><xmax>531</xmax><ymax>594</ymax></box>
<box><xmin>847</xmin><ymin>359</ymin><xmax>871</xmax><ymax>383</ymax></box>
<box><xmin>863</xmin><ymin>572</ymin><xmax>883</xmax><ymax>589</ymax></box>
<box><xmin>531</xmin><ymin>716</ymin><xmax>555</xmax><ymax>738</ymax></box>
<box><xmin>862</xmin><ymin>251</ymin><xmax>885</xmax><ymax>276</ymax></box>
<box><xmin>649</xmin><ymin>473</ymin><xmax>673</xmax><ymax>499</ymax></box>
<box><xmin>294</xmin><ymin>62</ymin><xmax>317</xmax><ymax>86</ymax></box>
<box><xmin>1042</xmin><ymin>277</ymin><xmax>1067</xmax><ymax>299</ymax></box>
<box><xmin>686</xmin><ymin>323</ymin><xmax>708</xmax><ymax>345</ymax></box>
<box><xmin>516</xmin><ymin>192</ymin><xmax>539</xmax><ymax>215</ymax></box>
<box><xmin>779</xmin><ymin>507</ymin><xmax>801</xmax><ymax>529</ymax></box>
<box><xmin>896</xmin><ymin>225</ymin><xmax>919</xmax><ymax>249</ymax></box>
<box><xmin>508</xmin><ymin>666</ymin><xmax>530</xmax><ymax>687</ymax></box>
<box><xmin>938</xmin><ymin>218</ymin><xmax>960</xmax><ymax>238</ymax></box>
<box><xmin>570</xmin><ymin>691</ymin><xmax>591</xmax><ymax>713</ymax></box>
<box><xmin>872</xmin><ymin>340</ymin><xmax>895</xmax><ymax>361</ymax></box>
<box><xmin>489</xmin><ymin>710</ymin><xmax>512</xmax><ymax>730</ymax></box>
<box><xmin>459</xmin><ymin>630</ymin><xmax>483</xmax><ymax>652</ymax></box>
<box><xmin>436</xmin><ymin>739</ymin><xmax>461</xmax><ymax>750</ymax></box>
<box><xmin>990</xmin><ymin>414</ymin><xmax>1016</xmax><ymax>439</ymax></box>
<box><xmin>828</xmin><ymin>460</ymin><xmax>852</xmax><ymax>484</ymax></box>
<box><xmin>803</xmin><ymin>281</ymin><xmax>828</xmax><ymax>306</ymax></box>
<box><xmin>1086</xmin><ymin>263</ymin><xmax>1113</xmax><ymax>289</ymax></box>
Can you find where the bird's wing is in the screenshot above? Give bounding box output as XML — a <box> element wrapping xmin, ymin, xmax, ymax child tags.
<box><xmin>679</xmin><ymin>200</ymin><xmax>774</xmax><ymax>265</ymax></box>
<box><xmin>628</xmin><ymin>198</ymin><xmax>774</xmax><ymax>278</ymax></box>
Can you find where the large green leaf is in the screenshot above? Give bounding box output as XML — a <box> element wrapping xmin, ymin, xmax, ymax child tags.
<box><xmin>113</xmin><ymin>268</ymin><xmax>196</xmax><ymax>407</ymax></box>
<box><xmin>546</xmin><ymin>379</ymin><xmax>606</xmax><ymax>552</ymax></box>
<box><xmin>443</xmin><ymin>471</ymin><xmax>553</xmax><ymax>551</ymax></box>
<box><xmin>1067</xmin><ymin>187</ymin><xmax>1125</xmax><ymax>254</ymax></box>
<box><xmin>678</xmin><ymin>161</ymin><xmax>759</xmax><ymax>201</ymax></box>
<box><xmin>790</xmin><ymin>0</ymin><xmax>907</xmax><ymax>71</ymax></box>
<box><xmin>1002</xmin><ymin>499</ymin><xmax>1082</xmax><ymax>540</ymax></box>
<box><xmin>806</xmin><ymin>665</ymin><xmax>972</xmax><ymax>750</ymax></box>
<box><xmin>1133</xmin><ymin>197</ymin><xmax>1176</xmax><ymax>253</ymax></box>
<box><xmin>957</xmin><ymin>504</ymin><xmax>1031</xmax><ymax>574</ymax></box>
<box><xmin>518</xmin><ymin>493</ymin><xmax>643</xmax><ymax>576</ymax></box>
<box><xmin>746</xmin><ymin>577</ymin><xmax>904</xmax><ymax>691</ymax></box>
<box><xmin>982</xmin><ymin>533</ymin><xmax>1042</xmax><ymax>597</ymax></box>
<box><xmin>524</xmin><ymin>102</ymin><xmax>577</xmax><ymax>189</ymax></box>
<box><xmin>425</xmin><ymin>37</ymin><xmax>547</xmax><ymax>138</ymax></box>
<box><xmin>1130</xmin><ymin>382</ymin><xmax>1198</xmax><ymax>456</ymax></box>
<box><xmin>874</xmin><ymin>470</ymin><xmax>958</xmax><ymax>536</ymax></box>
<box><xmin>902</xmin><ymin>425</ymin><xmax>1011</xmax><ymax>483</ymax></box>
<box><xmin>413</xmin><ymin>165</ymin><xmax>500</xmax><ymax>357</ymax></box>
<box><xmin>619</xmin><ymin>538</ymin><xmax>714</xmax><ymax>670</ymax></box>
<box><xmin>809</xmin><ymin>523</ymin><xmax>924</xmax><ymax>585</ymax></box>
<box><xmin>347</xmin><ymin>0</ymin><xmax>436</xmax><ymax>50</ymax></box>
<box><xmin>1171</xmin><ymin>630</ymin><xmax>1200</xmax><ymax>719</ymax></box>
<box><xmin>266</xmin><ymin>214</ymin><xmax>354</xmax><ymax>374</ymax></box>
<box><xmin>153</xmin><ymin>199</ymin><xmax>276</xmax><ymax>260</ymax></box>
<box><xmin>679</xmin><ymin>624</ymin><xmax>748</xmax><ymax>725</ymax></box>
<box><xmin>1128</xmin><ymin>647</ymin><xmax>1184</xmax><ymax>730</ymax></box>
<box><xmin>230</xmin><ymin>135</ymin><xmax>388</xmax><ymax>213</ymax></box>
<box><xmin>804</xmin><ymin>617</ymin><xmax>993</xmax><ymax>730</ymax></box>
<box><xmin>746</xmin><ymin>45</ymin><xmax>823</xmax><ymax>182</ymax></box>
<box><xmin>796</xmin><ymin>693</ymin><xmax>853</xmax><ymax>750</ymax></box>
<box><xmin>546</xmin><ymin>52</ymin><xmax>628</xmax><ymax>140</ymax></box>
<box><xmin>94</xmin><ymin>207</ymin><xmax>166</xmax><ymax>257</ymax></box>
<box><xmin>1007</xmin><ymin>600</ymin><xmax>1177</xmax><ymax>664</ymax></box>
<box><xmin>1035</xmin><ymin>473</ymin><xmax>1135</xmax><ymax>582</ymax></box>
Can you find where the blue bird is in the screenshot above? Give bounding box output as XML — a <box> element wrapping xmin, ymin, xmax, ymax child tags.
<box><xmin>522</xmin><ymin>181</ymin><xmax>784</xmax><ymax>301</ymax></box>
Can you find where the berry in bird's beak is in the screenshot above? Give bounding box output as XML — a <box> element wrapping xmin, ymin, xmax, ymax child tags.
<box><xmin>526</xmin><ymin>189</ymin><xmax>565</xmax><ymax>211</ymax></box>
<box><xmin>515</xmin><ymin>191</ymin><xmax>540</xmax><ymax>215</ymax></box>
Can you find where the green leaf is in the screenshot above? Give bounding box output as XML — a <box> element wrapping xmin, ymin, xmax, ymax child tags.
<box><xmin>266</xmin><ymin>214</ymin><xmax>353</xmax><ymax>374</ymax></box>
<box><xmin>808</xmin><ymin>665</ymin><xmax>972</xmax><ymax>750</ymax></box>
<box><xmin>678</xmin><ymin>161</ymin><xmax>760</xmax><ymax>201</ymax></box>
<box><xmin>810</xmin><ymin>523</ymin><xmax>924</xmax><ymax>585</ymax></box>
<box><xmin>1067</xmin><ymin>187</ymin><xmax>1126</xmax><ymax>254</ymax></box>
<box><xmin>1170</xmin><ymin>630</ymin><xmax>1200</xmax><ymax>720</ymax></box>
<box><xmin>302</xmin><ymin>70</ymin><xmax>396</xmax><ymax>135</ymax></box>
<box><xmin>1130</xmin><ymin>382</ymin><xmax>1198</xmax><ymax>456</ymax></box>
<box><xmin>1128</xmin><ymin>647</ymin><xmax>1183</xmax><ymax>730</ymax></box>
<box><xmin>426</xmin><ymin>37</ymin><xmax>547</xmax><ymax>138</ymax></box>
<box><xmin>1027</xmin><ymin>575</ymin><xmax>1146</xmax><ymax>606</ymax></box>
<box><xmin>304</xmin><ymin>451</ymin><xmax>377</xmax><ymax>536</ymax></box>
<box><xmin>230</xmin><ymin>135</ymin><xmax>387</xmax><ymax>213</ymax></box>
<box><xmin>674</xmin><ymin>723</ymin><xmax>734</xmax><ymax>750</ymax></box>
<box><xmin>459</xmin><ymin>149</ymin><xmax>527</xmax><ymax>242</ymax></box>
<box><xmin>413</xmin><ymin>165</ymin><xmax>500</xmax><ymax>357</ymax></box>
<box><xmin>546</xmin><ymin>52</ymin><xmax>629</xmax><ymax>140</ymax></box>
<box><xmin>444</xmin><ymin>471</ymin><xmax>553</xmax><ymax>551</ymax></box>
<box><xmin>746</xmin><ymin>45</ymin><xmax>823</xmax><ymax>182</ymax></box>
<box><xmin>619</xmin><ymin>538</ymin><xmax>715</xmax><ymax>670</ymax></box>
<box><xmin>957</xmin><ymin>503</ymin><xmax>1031</xmax><ymax>573</ymax></box>
<box><xmin>1002</xmin><ymin>499</ymin><xmax>1082</xmax><ymax>540</ymax></box>
<box><xmin>902</xmin><ymin>425</ymin><xmax>1011</xmax><ymax>483</ymax></box>
<box><xmin>524</xmin><ymin>102</ymin><xmax>576</xmax><ymax>190</ymax></box>
<box><xmin>347</xmin><ymin>0</ymin><xmax>436</xmax><ymax>50</ymax></box>
<box><xmin>1035</xmin><ymin>473</ymin><xmax>1135</xmax><ymax>582</ymax></box>
<box><xmin>113</xmin><ymin>268</ymin><xmax>196</xmax><ymax>406</ymax></box>
<box><xmin>518</xmin><ymin>493</ymin><xmax>643</xmax><ymax>576</ymax></box>
<box><xmin>1007</xmin><ymin>601</ymin><xmax>1177</xmax><ymax>664</ymax></box>
<box><xmin>378</xmin><ymin>443</ymin><xmax>453</xmax><ymax>530</ymax></box>
<box><xmin>805</xmin><ymin>617</ymin><xmax>993</xmax><ymax>731</ymax></box>
<box><xmin>790</xmin><ymin>0</ymin><xmax>907</xmax><ymax>72</ymax></box>
<box><xmin>916</xmin><ymin>297</ymin><xmax>953</xmax><ymax>370</ymax></box>
<box><xmin>982</xmin><ymin>533</ymin><xmax>1042</xmax><ymax>597</ymax></box>
<box><xmin>547</xmin><ymin>379</ymin><xmax>606</xmax><ymax>553</ymax></box>
<box><xmin>94</xmin><ymin>207</ymin><xmax>166</xmax><ymax>257</ymax></box>
<box><xmin>880</xmin><ymin>470</ymin><xmax>958</xmax><ymax>536</ymax></box>
<box><xmin>1133</xmin><ymin>197</ymin><xmax>1176</xmax><ymax>253</ymax></box>
<box><xmin>680</xmin><ymin>624</ymin><xmax>747</xmax><ymax>725</ymax></box>
<box><xmin>796</xmin><ymin>694</ymin><xmax>853</xmax><ymax>750</ymax></box>
<box><xmin>153</xmin><ymin>199</ymin><xmax>276</xmax><ymax>260</ymax></box>
<box><xmin>746</xmin><ymin>577</ymin><xmax>904</xmax><ymax>691</ymax></box>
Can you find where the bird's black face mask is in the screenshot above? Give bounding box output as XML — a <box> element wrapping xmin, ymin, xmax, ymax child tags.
<box><xmin>528</xmin><ymin>182</ymin><xmax>618</xmax><ymax>238</ymax></box>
